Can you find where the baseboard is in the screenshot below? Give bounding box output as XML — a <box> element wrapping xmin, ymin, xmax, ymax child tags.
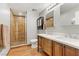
<box><xmin>11</xmin><ymin>44</ymin><xmax>31</xmax><ymax>48</ymax></box>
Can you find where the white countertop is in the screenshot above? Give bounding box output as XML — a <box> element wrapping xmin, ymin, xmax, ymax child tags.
<box><xmin>38</xmin><ymin>34</ymin><xmax>79</xmax><ymax>49</ymax></box>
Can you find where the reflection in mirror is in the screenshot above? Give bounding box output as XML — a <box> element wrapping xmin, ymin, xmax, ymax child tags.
<box><xmin>0</xmin><ymin>24</ymin><xmax>4</xmax><ymax>52</ymax></box>
<box><xmin>45</xmin><ymin>11</ymin><xmax>54</xmax><ymax>29</ymax></box>
<box><xmin>60</xmin><ymin>3</ymin><xmax>79</xmax><ymax>25</ymax></box>
<box><xmin>37</xmin><ymin>17</ymin><xmax>44</xmax><ymax>30</ymax></box>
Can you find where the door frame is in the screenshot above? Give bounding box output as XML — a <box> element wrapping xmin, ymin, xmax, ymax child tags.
<box><xmin>10</xmin><ymin>9</ymin><xmax>27</xmax><ymax>48</ymax></box>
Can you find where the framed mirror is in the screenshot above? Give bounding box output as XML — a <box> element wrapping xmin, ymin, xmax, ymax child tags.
<box><xmin>45</xmin><ymin>11</ymin><xmax>54</xmax><ymax>29</ymax></box>
<box><xmin>37</xmin><ymin>17</ymin><xmax>44</xmax><ymax>30</ymax></box>
<box><xmin>60</xmin><ymin>3</ymin><xmax>79</xmax><ymax>26</ymax></box>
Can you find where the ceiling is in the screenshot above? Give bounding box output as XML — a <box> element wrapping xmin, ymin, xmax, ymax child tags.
<box><xmin>60</xmin><ymin>3</ymin><xmax>79</xmax><ymax>14</ymax></box>
<box><xmin>8</xmin><ymin>3</ymin><xmax>50</xmax><ymax>16</ymax></box>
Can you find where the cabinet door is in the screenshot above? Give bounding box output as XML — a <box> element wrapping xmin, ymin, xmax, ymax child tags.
<box><xmin>53</xmin><ymin>42</ymin><xmax>64</xmax><ymax>56</ymax></box>
<box><xmin>76</xmin><ymin>49</ymin><xmax>79</xmax><ymax>56</ymax></box>
<box><xmin>38</xmin><ymin>36</ymin><xmax>44</xmax><ymax>52</ymax></box>
<box><xmin>64</xmin><ymin>45</ymin><xmax>76</xmax><ymax>56</ymax></box>
<box><xmin>42</xmin><ymin>38</ymin><xmax>53</xmax><ymax>56</ymax></box>
<box><xmin>38</xmin><ymin>36</ymin><xmax>42</xmax><ymax>48</ymax></box>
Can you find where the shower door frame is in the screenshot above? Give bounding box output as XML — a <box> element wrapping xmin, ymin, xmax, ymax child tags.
<box><xmin>10</xmin><ymin>10</ymin><xmax>27</xmax><ymax>48</ymax></box>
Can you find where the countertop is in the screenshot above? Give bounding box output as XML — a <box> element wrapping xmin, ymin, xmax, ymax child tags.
<box><xmin>38</xmin><ymin>34</ymin><xmax>79</xmax><ymax>49</ymax></box>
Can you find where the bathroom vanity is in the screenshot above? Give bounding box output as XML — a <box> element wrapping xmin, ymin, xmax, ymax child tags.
<box><xmin>37</xmin><ymin>3</ymin><xmax>79</xmax><ymax>56</ymax></box>
<box><xmin>37</xmin><ymin>34</ymin><xmax>79</xmax><ymax>56</ymax></box>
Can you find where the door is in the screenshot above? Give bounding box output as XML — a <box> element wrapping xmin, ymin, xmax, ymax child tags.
<box><xmin>10</xmin><ymin>10</ymin><xmax>26</xmax><ymax>46</ymax></box>
<box><xmin>16</xmin><ymin>16</ymin><xmax>25</xmax><ymax>41</ymax></box>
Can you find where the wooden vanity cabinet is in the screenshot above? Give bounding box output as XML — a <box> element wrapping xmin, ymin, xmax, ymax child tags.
<box><xmin>38</xmin><ymin>36</ymin><xmax>53</xmax><ymax>56</ymax></box>
<box><xmin>38</xmin><ymin>36</ymin><xmax>43</xmax><ymax>52</ymax></box>
<box><xmin>38</xmin><ymin>35</ymin><xmax>79</xmax><ymax>56</ymax></box>
<box><xmin>53</xmin><ymin>41</ymin><xmax>64</xmax><ymax>56</ymax></box>
<box><xmin>64</xmin><ymin>45</ymin><xmax>76</xmax><ymax>56</ymax></box>
<box><xmin>76</xmin><ymin>49</ymin><xmax>79</xmax><ymax>56</ymax></box>
<box><xmin>42</xmin><ymin>37</ymin><xmax>53</xmax><ymax>56</ymax></box>
<box><xmin>38</xmin><ymin>36</ymin><xmax>42</xmax><ymax>48</ymax></box>
<box><xmin>42</xmin><ymin>38</ymin><xmax>53</xmax><ymax>56</ymax></box>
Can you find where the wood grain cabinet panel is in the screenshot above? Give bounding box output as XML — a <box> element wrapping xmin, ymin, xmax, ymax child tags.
<box><xmin>75</xmin><ymin>49</ymin><xmax>79</xmax><ymax>56</ymax></box>
<box><xmin>42</xmin><ymin>38</ymin><xmax>53</xmax><ymax>56</ymax></box>
<box><xmin>53</xmin><ymin>42</ymin><xmax>64</xmax><ymax>56</ymax></box>
<box><xmin>38</xmin><ymin>36</ymin><xmax>79</xmax><ymax>56</ymax></box>
<box><xmin>64</xmin><ymin>45</ymin><xmax>76</xmax><ymax>56</ymax></box>
<box><xmin>38</xmin><ymin>36</ymin><xmax>42</xmax><ymax>48</ymax></box>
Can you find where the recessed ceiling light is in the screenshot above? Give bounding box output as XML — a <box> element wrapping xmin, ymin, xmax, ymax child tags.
<box><xmin>18</xmin><ymin>12</ymin><xmax>23</xmax><ymax>15</ymax></box>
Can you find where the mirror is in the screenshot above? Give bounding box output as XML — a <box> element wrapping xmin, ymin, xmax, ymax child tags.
<box><xmin>60</xmin><ymin>3</ymin><xmax>79</xmax><ymax>25</ymax></box>
<box><xmin>37</xmin><ymin>17</ymin><xmax>44</xmax><ymax>30</ymax></box>
<box><xmin>45</xmin><ymin>11</ymin><xmax>54</xmax><ymax>29</ymax></box>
